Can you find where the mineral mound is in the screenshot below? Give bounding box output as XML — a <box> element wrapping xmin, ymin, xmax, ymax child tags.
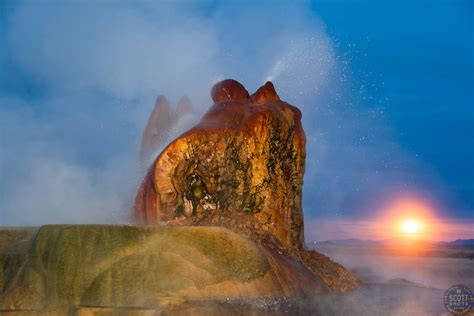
<box><xmin>135</xmin><ymin>79</ymin><xmax>359</xmax><ymax>293</ymax></box>
<box><xmin>0</xmin><ymin>226</ymin><xmax>285</xmax><ymax>311</ymax></box>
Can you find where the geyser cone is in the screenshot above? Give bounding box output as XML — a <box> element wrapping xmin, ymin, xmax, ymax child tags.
<box><xmin>134</xmin><ymin>79</ymin><xmax>359</xmax><ymax>293</ymax></box>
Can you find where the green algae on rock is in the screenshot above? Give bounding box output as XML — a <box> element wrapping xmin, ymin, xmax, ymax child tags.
<box><xmin>0</xmin><ymin>225</ymin><xmax>313</xmax><ymax>312</ymax></box>
<box><xmin>0</xmin><ymin>227</ymin><xmax>35</xmax><ymax>295</ymax></box>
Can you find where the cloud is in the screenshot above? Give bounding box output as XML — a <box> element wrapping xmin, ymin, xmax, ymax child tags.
<box><xmin>0</xmin><ymin>0</ymin><xmax>447</xmax><ymax>233</ymax></box>
<box><xmin>0</xmin><ymin>95</ymin><xmax>141</xmax><ymax>225</ymax></box>
<box><xmin>6</xmin><ymin>2</ymin><xmax>219</xmax><ymax>102</ymax></box>
<box><xmin>0</xmin><ymin>1</ymin><xmax>341</xmax><ymax>226</ymax></box>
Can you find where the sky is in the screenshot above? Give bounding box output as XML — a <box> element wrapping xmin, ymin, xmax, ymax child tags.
<box><xmin>0</xmin><ymin>0</ymin><xmax>472</xmax><ymax>240</ymax></box>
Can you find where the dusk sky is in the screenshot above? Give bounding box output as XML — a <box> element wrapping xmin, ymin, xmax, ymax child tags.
<box><xmin>0</xmin><ymin>0</ymin><xmax>472</xmax><ymax>241</ymax></box>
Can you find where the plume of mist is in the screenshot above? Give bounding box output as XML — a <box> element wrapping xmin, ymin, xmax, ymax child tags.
<box><xmin>0</xmin><ymin>1</ymin><xmax>446</xmax><ymax>230</ymax></box>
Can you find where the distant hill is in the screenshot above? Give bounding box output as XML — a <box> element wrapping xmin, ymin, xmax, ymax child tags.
<box><xmin>312</xmin><ymin>238</ymin><xmax>474</xmax><ymax>248</ymax></box>
<box><xmin>312</xmin><ymin>239</ymin><xmax>381</xmax><ymax>246</ymax></box>
<box><xmin>437</xmin><ymin>239</ymin><xmax>474</xmax><ymax>247</ymax></box>
<box><xmin>310</xmin><ymin>238</ymin><xmax>474</xmax><ymax>259</ymax></box>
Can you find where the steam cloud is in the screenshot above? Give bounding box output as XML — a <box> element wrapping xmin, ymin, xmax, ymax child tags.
<box><xmin>0</xmin><ymin>1</ymin><xmax>445</xmax><ymax>230</ymax></box>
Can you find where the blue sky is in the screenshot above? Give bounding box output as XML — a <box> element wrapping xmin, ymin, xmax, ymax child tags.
<box><xmin>311</xmin><ymin>0</ymin><xmax>473</xmax><ymax>218</ymax></box>
<box><xmin>0</xmin><ymin>0</ymin><xmax>472</xmax><ymax>231</ymax></box>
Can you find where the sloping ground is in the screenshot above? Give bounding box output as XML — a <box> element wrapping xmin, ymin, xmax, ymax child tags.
<box><xmin>0</xmin><ymin>225</ymin><xmax>336</xmax><ymax>314</ymax></box>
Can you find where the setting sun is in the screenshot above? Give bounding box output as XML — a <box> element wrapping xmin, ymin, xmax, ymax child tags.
<box><xmin>376</xmin><ymin>196</ymin><xmax>440</xmax><ymax>240</ymax></box>
<box><xmin>400</xmin><ymin>219</ymin><xmax>422</xmax><ymax>235</ymax></box>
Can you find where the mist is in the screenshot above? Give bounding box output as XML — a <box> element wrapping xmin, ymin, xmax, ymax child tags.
<box><xmin>0</xmin><ymin>1</ymin><xmax>447</xmax><ymax>231</ymax></box>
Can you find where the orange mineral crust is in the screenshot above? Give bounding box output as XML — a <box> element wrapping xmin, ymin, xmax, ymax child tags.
<box><xmin>134</xmin><ymin>79</ymin><xmax>359</xmax><ymax>293</ymax></box>
<box><xmin>136</xmin><ymin>80</ymin><xmax>305</xmax><ymax>249</ymax></box>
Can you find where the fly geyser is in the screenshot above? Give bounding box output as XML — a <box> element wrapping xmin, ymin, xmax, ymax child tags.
<box><xmin>135</xmin><ymin>80</ymin><xmax>306</xmax><ymax>253</ymax></box>
<box><xmin>0</xmin><ymin>80</ymin><xmax>358</xmax><ymax>315</ymax></box>
<box><xmin>134</xmin><ymin>79</ymin><xmax>359</xmax><ymax>292</ymax></box>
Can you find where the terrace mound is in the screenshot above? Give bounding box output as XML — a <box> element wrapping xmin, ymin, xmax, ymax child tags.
<box><xmin>0</xmin><ymin>225</ymin><xmax>327</xmax><ymax>314</ymax></box>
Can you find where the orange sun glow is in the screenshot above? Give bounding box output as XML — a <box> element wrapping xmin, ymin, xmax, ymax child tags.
<box><xmin>400</xmin><ymin>218</ymin><xmax>422</xmax><ymax>235</ymax></box>
<box><xmin>379</xmin><ymin>196</ymin><xmax>438</xmax><ymax>240</ymax></box>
